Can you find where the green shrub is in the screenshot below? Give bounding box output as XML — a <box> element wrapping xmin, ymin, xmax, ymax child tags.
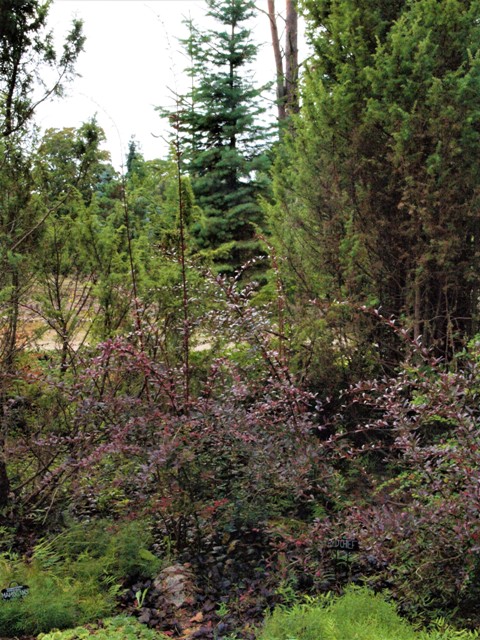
<box><xmin>0</xmin><ymin>519</ymin><xmax>163</xmax><ymax>636</ymax></box>
<box><xmin>106</xmin><ymin>521</ymin><xmax>162</xmax><ymax>581</ymax></box>
<box><xmin>258</xmin><ymin>587</ymin><xmax>479</xmax><ymax>640</ymax></box>
<box><xmin>51</xmin><ymin>519</ymin><xmax>162</xmax><ymax>581</ymax></box>
<box><xmin>0</xmin><ymin>553</ymin><xmax>116</xmax><ymax>636</ymax></box>
<box><xmin>51</xmin><ymin>519</ymin><xmax>113</xmax><ymax>559</ymax></box>
<box><xmin>37</xmin><ymin>616</ymin><xmax>166</xmax><ymax>639</ymax></box>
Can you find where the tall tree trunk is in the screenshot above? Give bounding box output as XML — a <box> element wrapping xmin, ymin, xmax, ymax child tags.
<box><xmin>267</xmin><ymin>0</ymin><xmax>299</xmax><ymax>121</ymax></box>
<box><xmin>285</xmin><ymin>0</ymin><xmax>299</xmax><ymax>115</ymax></box>
<box><xmin>0</xmin><ymin>394</ymin><xmax>11</xmax><ymax>508</ymax></box>
<box><xmin>267</xmin><ymin>0</ymin><xmax>286</xmax><ymax>121</ymax></box>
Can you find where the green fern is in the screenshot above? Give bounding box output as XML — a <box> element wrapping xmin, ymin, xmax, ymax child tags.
<box><xmin>259</xmin><ymin>587</ymin><xmax>479</xmax><ymax>640</ymax></box>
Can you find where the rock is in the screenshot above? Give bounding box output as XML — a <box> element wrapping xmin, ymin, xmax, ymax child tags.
<box><xmin>138</xmin><ymin>610</ymin><xmax>151</xmax><ymax>625</ymax></box>
<box><xmin>202</xmin><ymin>599</ymin><xmax>216</xmax><ymax>612</ymax></box>
<box><xmin>153</xmin><ymin>563</ymin><xmax>197</xmax><ymax>609</ymax></box>
<box><xmin>216</xmin><ymin>621</ymin><xmax>228</xmax><ymax>634</ymax></box>
<box><xmin>191</xmin><ymin>625</ymin><xmax>214</xmax><ymax>638</ymax></box>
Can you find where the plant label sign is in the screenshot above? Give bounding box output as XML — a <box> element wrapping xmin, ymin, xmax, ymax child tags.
<box><xmin>1</xmin><ymin>584</ymin><xmax>29</xmax><ymax>601</ymax></box>
<box><xmin>326</xmin><ymin>538</ymin><xmax>359</xmax><ymax>552</ymax></box>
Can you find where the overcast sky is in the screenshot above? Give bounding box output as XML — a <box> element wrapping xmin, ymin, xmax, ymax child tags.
<box><xmin>36</xmin><ymin>0</ymin><xmax>285</xmax><ymax>170</ymax></box>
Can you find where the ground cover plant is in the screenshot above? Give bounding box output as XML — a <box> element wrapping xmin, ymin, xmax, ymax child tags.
<box><xmin>0</xmin><ymin>552</ymin><xmax>115</xmax><ymax>636</ymax></box>
<box><xmin>0</xmin><ymin>521</ymin><xmax>162</xmax><ymax>636</ymax></box>
<box><xmin>259</xmin><ymin>587</ymin><xmax>479</xmax><ymax>640</ymax></box>
<box><xmin>38</xmin><ymin>616</ymin><xmax>166</xmax><ymax>640</ymax></box>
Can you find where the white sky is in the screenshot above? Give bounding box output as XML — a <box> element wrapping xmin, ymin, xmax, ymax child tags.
<box><xmin>36</xmin><ymin>0</ymin><xmax>286</xmax><ymax>170</ymax></box>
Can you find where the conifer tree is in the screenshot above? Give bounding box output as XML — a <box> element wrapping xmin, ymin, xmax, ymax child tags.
<box><xmin>164</xmin><ymin>0</ymin><xmax>272</xmax><ymax>271</ymax></box>
<box><xmin>271</xmin><ymin>0</ymin><xmax>480</xmax><ymax>362</ymax></box>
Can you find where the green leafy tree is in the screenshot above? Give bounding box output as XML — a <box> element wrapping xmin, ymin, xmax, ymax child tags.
<box><xmin>32</xmin><ymin>122</ymin><xmax>115</xmax><ymax>370</ymax></box>
<box><xmin>124</xmin><ymin>141</ymin><xmax>205</xmax><ymax>379</ymax></box>
<box><xmin>0</xmin><ymin>0</ymin><xmax>85</xmax><ymax>366</ymax></box>
<box><xmin>87</xmin><ymin>200</ymin><xmax>133</xmax><ymax>340</ymax></box>
<box><xmin>0</xmin><ymin>0</ymin><xmax>84</xmax><ymax>506</ymax></box>
<box><xmin>0</xmin><ymin>0</ymin><xmax>84</xmax><ymax>139</ymax></box>
<box><xmin>125</xmin><ymin>139</ymin><xmax>197</xmax><ymax>239</ymax></box>
<box><xmin>164</xmin><ymin>0</ymin><xmax>272</xmax><ymax>271</ymax></box>
<box><xmin>35</xmin><ymin>121</ymin><xmax>112</xmax><ymax>206</ymax></box>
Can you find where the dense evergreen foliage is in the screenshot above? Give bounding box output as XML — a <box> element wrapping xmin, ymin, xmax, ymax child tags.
<box><xmin>271</xmin><ymin>0</ymin><xmax>480</xmax><ymax>365</ymax></box>
<box><xmin>163</xmin><ymin>0</ymin><xmax>272</xmax><ymax>270</ymax></box>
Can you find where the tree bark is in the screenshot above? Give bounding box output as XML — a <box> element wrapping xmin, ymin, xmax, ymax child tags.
<box><xmin>267</xmin><ymin>0</ymin><xmax>299</xmax><ymax>120</ymax></box>
<box><xmin>267</xmin><ymin>0</ymin><xmax>286</xmax><ymax>121</ymax></box>
<box><xmin>285</xmin><ymin>0</ymin><xmax>299</xmax><ymax>115</ymax></box>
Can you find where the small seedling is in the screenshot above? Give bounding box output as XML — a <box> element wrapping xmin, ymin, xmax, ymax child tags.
<box><xmin>135</xmin><ymin>587</ymin><xmax>149</xmax><ymax>609</ymax></box>
<box><xmin>216</xmin><ymin>601</ymin><xmax>229</xmax><ymax>618</ymax></box>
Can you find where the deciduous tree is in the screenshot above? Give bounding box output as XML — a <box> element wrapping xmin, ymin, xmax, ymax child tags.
<box><xmin>0</xmin><ymin>0</ymin><xmax>84</xmax><ymax>505</ymax></box>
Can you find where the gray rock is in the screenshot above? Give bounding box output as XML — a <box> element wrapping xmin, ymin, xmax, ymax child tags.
<box><xmin>153</xmin><ymin>563</ymin><xmax>197</xmax><ymax>609</ymax></box>
<box><xmin>138</xmin><ymin>610</ymin><xmax>151</xmax><ymax>624</ymax></box>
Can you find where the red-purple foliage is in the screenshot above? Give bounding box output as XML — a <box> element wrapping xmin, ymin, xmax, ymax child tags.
<box><xmin>7</xmin><ymin>292</ymin><xmax>480</xmax><ymax>623</ymax></box>
<box><xmin>4</xmin><ymin>274</ymin><xmax>334</xmax><ymax>554</ymax></box>
<box><xmin>287</xmin><ymin>315</ymin><xmax>480</xmax><ymax>620</ymax></box>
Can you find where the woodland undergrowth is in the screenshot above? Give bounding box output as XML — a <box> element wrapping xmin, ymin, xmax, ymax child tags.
<box><xmin>2</xmin><ymin>273</ymin><xmax>480</xmax><ymax>634</ymax></box>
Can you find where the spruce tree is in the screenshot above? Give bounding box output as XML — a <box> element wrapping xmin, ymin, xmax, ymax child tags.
<box><xmin>165</xmin><ymin>0</ymin><xmax>272</xmax><ymax>271</ymax></box>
